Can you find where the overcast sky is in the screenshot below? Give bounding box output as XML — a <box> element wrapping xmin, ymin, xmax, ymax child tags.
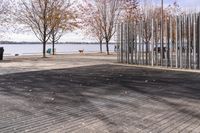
<box><xmin>172</xmin><ymin>0</ymin><xmax>200</xmax><ymax>8</ymax></box>
<box><xmin>152</xmin><ymin>0</ymin><xmax>200</xmax><ymax>8</ymax></box>
<box><xmin>4</xmin><ymin>0</ymin><xmax>200</xmax><ymax>42</ymax></box>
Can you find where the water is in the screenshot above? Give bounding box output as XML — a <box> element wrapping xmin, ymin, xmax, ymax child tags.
<box><xmin>0</xmin><ymin>44</ymin><xmax>115</xmax><ymax>56</ymax></box>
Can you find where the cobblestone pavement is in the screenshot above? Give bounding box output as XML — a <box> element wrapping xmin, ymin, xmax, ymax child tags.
<box><xmin>0</xmin><ymin>54</ymin><xmax>200</xmax><ymax>132</ymax></box>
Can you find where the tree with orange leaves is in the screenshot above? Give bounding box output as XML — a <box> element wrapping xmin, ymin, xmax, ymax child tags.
<box><xmin>19</xmin><ymin>0</ymin><xmax>59</xmax><ymax>57</ymax></box>
<box><xmin>18</xmin><ymin>0</ymin><xmax>78</xmax><ymax>57</ymax></box>
<box><xmin>50</xmin><ymin>0</ymin><xmax>79</xmax><ymax>55</ymax></box>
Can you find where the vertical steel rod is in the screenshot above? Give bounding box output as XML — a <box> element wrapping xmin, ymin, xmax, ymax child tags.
<box><xmin>180</xmin><ymin>16</ymin><xmax>183</xmax><ymax>68</ymax></box>
<box><xmin>176</xmin><ymin>17</ymin><xmax>178</xmax><ymax>68</ymax></box>
<box><xmin>170</xmin><ymin>17</ymin><xmax>173</xmax><ymax>67</ymax></box>
<box><xmin>120</xmin><ymin>23</ymin><xmax>124</xmax><ymax>63</ymax></box>
<box><xmin>161</xmin><ymin>0</ymin><xmax>164</xmax><ymax>66</ymax></box>
<box><xmin>152</xmin><ymin>19</ymin><xmax>154</xmax><ymax>66</ymax></box>
<box><xmin>194</xmin><ymin>14</ymin><xmax>197</xmax><ymax>69</ymax></box>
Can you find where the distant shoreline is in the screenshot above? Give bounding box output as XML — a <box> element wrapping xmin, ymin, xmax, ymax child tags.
<box><xmin>0</xmin><ymin>41</ymin><xmax>116</xmax><ymax>45</ymax></box>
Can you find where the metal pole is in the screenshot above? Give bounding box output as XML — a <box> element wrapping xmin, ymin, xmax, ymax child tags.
<box><xmin>131</xmin><ymin>23</ymin><xmax>134</xmax><ymax>64</ymax></box>
<box><xmin>186</xmin><ymin>15</ymin><xmax>189</xmax><ymax>68</ymax></box>
<box><xmin>167</xmin><ymin>18</ymin><xmax>170</xmax><ymax>67</ymax></box>
<box><xmin>194</xmin><ymin>14</ymin><xmax>197</xmax><ymax>69</ymax></box>
<box><xmin>155</xmin><ymin>20</ymin><xmax>158</xmax><ymax>66</ymax></box>
<box><xmin>139</xmin><ymin>22</ymin><xmax>141</xmax><ymax>65</ymax></box>
<box><xmin>189</xmin><ymin>15</ymin><xmax>191</xmax><ymax>69</ymax></box>
<box><xmin>127</xmin><ymin>23</ymin><xmax>130</xmax><ymax>64</ymax></box>
<box><xmin>170</xmin><ymin>17</ymin><xmax>173</xmax><ymax>67</ymax></box>
<box><xmin>152</xmin><ymin>19</ymin><xmax>154</xmax><ymax>66</ymax></box>
<box><xmin>183</xmin><ymin>15</ymin><xmax>186</xmax><ymax>68</ymax></box>
<box><xmin>135</xmin><ymin>22</ymin><xmax>138</xmax><ymax>64</ymax></box>
<box><xmin>199</xmin><ymin>13</ymin><xmax>200</xmax><ymax>69</ymax></box>
<box><xmin>180</xmin><ymin>16</ymin><xmax>183</xmax><ymax>69</ymax></box>
<box><xmin>117</xmin><ymin>24</ymin><xmax>120</xmax><ymax>63</ymax></box>
<box><xmin>161</xmin><ymin>0</ymin><xmax>164</xmax><ymax>66</ymax></box>
<box><xmin>176</xmin><ymin>16</ymin><xmax>178</xmax><ymax>68</ymax></box>
<box><xmin>141</xmin><ymin>20</ymin><xmax>144</xmax><ymax>65</ymax></box>
<box><xmin>120</xmin><ymin>23</ymin><xmax>124</xmax><ymax>63</ymax></box>
<box><xmin>125</xmin><ymin>23</ymin><xmax>127</xmax><ymax>63</ymax></box>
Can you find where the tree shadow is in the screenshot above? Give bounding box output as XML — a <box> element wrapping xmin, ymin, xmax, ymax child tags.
<box><xmin>0</xmin><ymin>64</ymin><xmax>140</xmax><ymax>132</ymax></box>
<box><xmin>0</xmin><ymin>64</ymin><xmax>200</xmax><ymax>132</ymax></box>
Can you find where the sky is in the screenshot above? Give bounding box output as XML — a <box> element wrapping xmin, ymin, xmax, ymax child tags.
<box><xmin>4</xmin><ymin>30</ymin><xmax>93</xmax><ymax>43</ymax></box>
<box><xmin>4</xmin><ymin>0</ymin><xmax>200</xmax><ymax>42</ymax></box>
<box><xmin>152</xmin><ymin>0</ymin><xmax>200</xmax><ymax>8</ymax></box>
<box><xmin>172</xmin><ymin>0</ymin><xmax>200</xmax><ymax>8</ymax></box>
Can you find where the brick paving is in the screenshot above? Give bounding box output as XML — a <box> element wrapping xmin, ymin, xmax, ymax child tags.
<box><xmin>0</xmin><ymin>55</ymin><xmax>200</xmax><ymax>132</ymax></box>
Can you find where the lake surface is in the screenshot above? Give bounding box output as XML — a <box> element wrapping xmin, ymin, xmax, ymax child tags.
<box><xmin>0</xmin><ymin>44</ymin><xmax>115</xmax><ymax>56</ymax></box>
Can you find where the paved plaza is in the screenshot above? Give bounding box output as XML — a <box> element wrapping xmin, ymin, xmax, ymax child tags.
<box><xmin>0</xmin><ymin>54</ymin><xmax>200</xmax><ymax>132</ymax></box>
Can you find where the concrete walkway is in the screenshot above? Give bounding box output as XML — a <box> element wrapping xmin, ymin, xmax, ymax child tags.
<box><xmin>0</xmin><ymin>54</ymin><xmax>200</xmax><ymax>132</ymax></box>
<box><xmin>0</xmin><ymin>53</ymin><xmax>116</xmax><ymax>75</ymax></box>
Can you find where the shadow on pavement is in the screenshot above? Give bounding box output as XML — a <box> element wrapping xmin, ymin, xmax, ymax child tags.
<box><xmin>0</xmin><ymin>64</ymin><xmax>200</xmax><ymax>132</ymax></box>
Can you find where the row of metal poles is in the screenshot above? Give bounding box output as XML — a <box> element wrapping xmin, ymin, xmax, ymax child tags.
<box><xmin>117</xmin><ymin>13</ymin><xmax>200</xmax><ymax>69</ymax></box>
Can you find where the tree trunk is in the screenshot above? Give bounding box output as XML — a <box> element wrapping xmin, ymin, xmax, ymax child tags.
<box><xmin>43</xmin><ymin>41</ymin><xmax>46</xmax><ymax>58</ymax></box>
<box><xmin>146</xmin><ymin>42</ymin><xmax>148</xmax><ymax>65</ymax></box>
<box><xmin>52</xmin><ymin>34</ymin><xmax>55</xmax><ymax>55</ymax></box>
<box><xmin>106</xmin><ymin>40</ymin><xmax>109</xmax><ymax>55</ymax></box>
<box><xmin>43</xmin><ymin>26</ymin><xmax>47</xmax><ymax>58</ymax></box>
<box><xmin>52</xmin><ymin>41</ymin><xmax>55</xmax><ymax>55</ymax></box>
<box><xmin>100</xmin><ymin>40</ymin><xmax>103</xmax><ymax>53</ymax></box>
<box><xmin>163</xmin><ymin>48</ymin><xmax>165</xmax><ymax>59</ymax></box>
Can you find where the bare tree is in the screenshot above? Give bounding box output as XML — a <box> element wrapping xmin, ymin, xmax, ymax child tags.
<box><xmin>0</xmin><ymin>0</ymin><xmax>10</xmax><ymax>19</ymax></box>
<box><xmin>86</xmin><ymin>15</ymin><xmax>104</xmax><ymax>53</ymax></box>
<box><xmin>80</xmin><ymin>1</ymin><xmax>104</xmax><ymax>53</ymax></box>
<box><xmin>18</xmin><ymin>0</ymin><xmax>58</xmax><ymax>57</ymax></box>
<box><xmin>99</xmin><ymin>0</ymin><xmax>139</xmax><ymax>55</ymax></box>
<box><xmin>97</xmin><ymin>0</ymin><xmax>123</xmax><ymax>55</ymax></box>
<box><xmin>81</xmin><ymin>0</ymin><xmax>138</xmax><ymax>55</ymax></box>
<box><xmin>50</xmin><ymin>0</ymin><xmax>78</xmax><ymax>55</ymax></box>
<box><xmin>122</xmin><ymin>0</ymin><xmax>139</xmax><ymax>23</ymax></box>
<box><xmin>0</xmin><ymin>0</ymin><xmax>13</xmax><ymax>39</ymax></box>
<box><xmin>166</xmin><ymin>2</ymin><xmax>183</xmax><ymax>48</ymax></box>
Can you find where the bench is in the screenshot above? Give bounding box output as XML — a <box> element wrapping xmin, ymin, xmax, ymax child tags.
<box><xmin>47</xmin><ymin>48</ymin><xmax>51</xmax><ymax>54</ymax></box>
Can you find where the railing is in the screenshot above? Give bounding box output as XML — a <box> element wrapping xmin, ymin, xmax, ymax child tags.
<box><xmin>117</xmin><ymin>13</ymin><xmax>200</xmax><ymax>70</ymax></box>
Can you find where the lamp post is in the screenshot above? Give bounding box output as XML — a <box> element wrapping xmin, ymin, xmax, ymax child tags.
<box><xmin>161</xmin><ymin>0</ymin><xmax>164</xmax><ymax>65</ymax></box>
